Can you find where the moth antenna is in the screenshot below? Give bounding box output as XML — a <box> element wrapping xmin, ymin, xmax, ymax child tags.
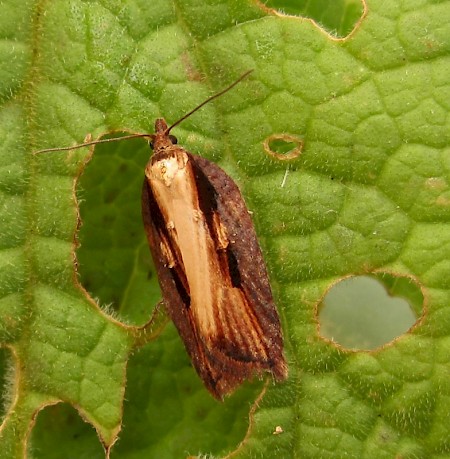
<box><xmin>33</xmin><ymin>133</ymin><xmax>153</xmax><ymax>155</ymax></box>
<box><xmin>165</xmin><ymin>69</ymin><xmax>253</xmax><ymax>135</ymax></box>
<box><xmin>33</xmin><ymin>69</ymin><xmax>253</xmax><ymax>154</ymax></box>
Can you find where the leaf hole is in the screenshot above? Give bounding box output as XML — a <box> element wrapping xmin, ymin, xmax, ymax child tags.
<box><xmin>76</xmin><ymin>133</ymin><xmax>161</xmax><ymax>325</ymax></box>
<box><xmin>317</xmin><ymin>273</ymin><xmax>424</xmax><ymax>350</ymax></box>
<box><xmin>258</xmin><ymin>0</ymin><xmax>366</xmax><ymax>38</ymax></box>
<box><xmin>32</xmin><ymin>404</ymin><xmax>105</xmax><ymax>455</ymax></box>
<box><xmin>263</xmin><ymin>134</ymin><xmax>303</xmax><ymax>161</ymax></box>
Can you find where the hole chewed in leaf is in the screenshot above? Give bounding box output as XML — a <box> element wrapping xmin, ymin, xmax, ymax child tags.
<box><xmin>263</xmin><ymin>134</ymin><xmax>303</xmax><ymax>161</ymax></box>
<box><xmin>32</xmin><ymin>404</ymin><xmax>105</xmax><ymax>457</ymax></box>
<box><xmin>257</xmin><ymin>0</ymin><xmax>367</xmax><ymax>39</ymax></box>
<box><xmin>75</xmin><ymin>134</ymin><xmax>161</xmax><ymax>326</ymax></box>
<box><xmin>318</xmin><ymin>273</ymin><xmax>424</xmax><ymax>351</ymax></box>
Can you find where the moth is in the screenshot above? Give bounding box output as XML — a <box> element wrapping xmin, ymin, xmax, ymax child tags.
<box><xmin>36</xmin><ymin>71</ymin><xmax>287</xmax><ymax>399</ymax></box>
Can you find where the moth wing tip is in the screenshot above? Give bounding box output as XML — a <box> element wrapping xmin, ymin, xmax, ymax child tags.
<box><xmin>274</xmin><ymin>359</ymin><xmax>289</xmax><ymax>381</ymax></box>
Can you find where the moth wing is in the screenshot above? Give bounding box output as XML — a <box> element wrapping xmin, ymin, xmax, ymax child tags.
<box><xmin>142</xmin><ymin>153</ymin><xmax>287</xmax><ymax>399</ymax></box>
<box><xmin>189</xmin><ymin>154</ymin><xmax>287</xmax><ymax>392</ymax></box>
<box><xmin>142</xmin><ymin>179</ymin><xmax>199</xmax><ymax>364</ymax></box>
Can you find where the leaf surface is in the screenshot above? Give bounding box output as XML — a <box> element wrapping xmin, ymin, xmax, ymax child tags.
<box><xmin>0</xmin><ymin>0</ymin><xmax>449</xmax><ymax>458</ymax></box>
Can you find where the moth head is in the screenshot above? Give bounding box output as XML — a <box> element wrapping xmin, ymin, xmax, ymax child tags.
<box><xmin>149</xmin><ymin>118</ymin><xmax>179</xmax><ymax>151</ymax></box>
<box><xmin>155</xmin><ymin>118</ymin><xmax>169</xmax><ymax>133</ymax></box>
<box><xmin>148</xmin><ymin>134</ymin><xmax>177</xmax><ymax>150</ymax></box>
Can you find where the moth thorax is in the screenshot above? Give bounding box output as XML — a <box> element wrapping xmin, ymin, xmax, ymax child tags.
<box><xmin>148</xmin><ymin>150</ymin><xmax>189</xmax><ymax>187</ymax></box>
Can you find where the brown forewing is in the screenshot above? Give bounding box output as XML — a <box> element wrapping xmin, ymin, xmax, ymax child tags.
<box><xmin>142</xmin><ymin>149</ymin><xmax>287</xmax><ymax>399</ymax></box>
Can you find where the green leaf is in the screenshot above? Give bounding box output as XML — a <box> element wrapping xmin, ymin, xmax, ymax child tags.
<box><xmin>1</xmin><ymin>0</ymin><xmax>449</xmax><ymax>458</ymax></box>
